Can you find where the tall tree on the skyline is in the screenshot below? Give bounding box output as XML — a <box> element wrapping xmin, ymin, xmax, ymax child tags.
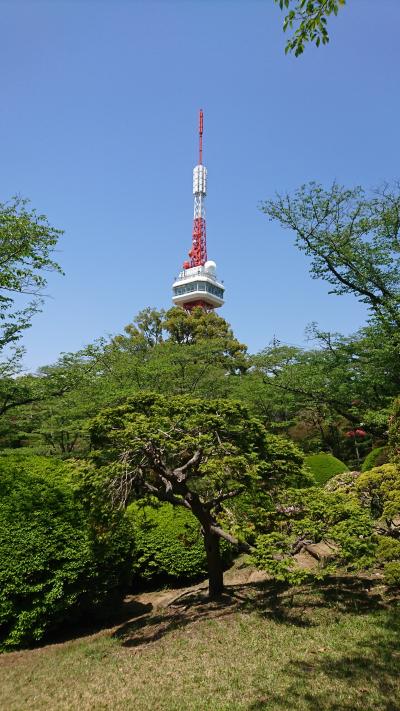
<box><xmin>0</xmin><ymin>196</ymin><xmax>63</xmax><ymax>357</ymax></box>
<box><xmin>261</xmin><ymin>182</ymin><xmax>400</xmax><ymax>327</ymax></box>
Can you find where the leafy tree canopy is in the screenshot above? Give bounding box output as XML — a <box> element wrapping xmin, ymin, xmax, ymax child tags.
<box><xmin>0</xmin><ymin>197</ymin><xmax>63</xmax><ymax>357</ymax></box>
<box><xmin>88</xmin><ymin>393</ymin><xmax>305</xmax><ymax>596</ymax></box>
<box><xmin>261</xmin><ymin>182</ymin><xmax>400</xmax><ymax>327</ymax></box>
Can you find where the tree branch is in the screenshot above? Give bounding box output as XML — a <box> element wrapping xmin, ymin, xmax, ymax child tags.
<box><xmin>173</xmin><ymin>448</ymin><xmax>202</xmax><ymax>482</ymax></box>
<box><xmin>210</xmin><ymin>525</ymin><xmax>252</xmax><ymax>553</ymax></box>
<box><xmin>143</xmin><ymin>481</ymin><xmax>191</xmax><ymax>509</ymax></box>
<box><xmin>205</xmin><ymin>489</ymin><xmax>243</xmax><ymax>510</ymax></box>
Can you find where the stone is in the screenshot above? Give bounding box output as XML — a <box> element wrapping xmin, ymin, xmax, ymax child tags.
<box><xmin>293</xmin><ymin>551</ymin><xmax>319</xmax><ymax>570</ymax></box>
<box><xmin>304</xmin><ymin>541</ymin><xmax>338</xmax><ymax>563</ymax></box>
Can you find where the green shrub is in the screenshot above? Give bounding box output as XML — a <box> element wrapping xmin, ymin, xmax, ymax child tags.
<box><xmin>361</xmin><ymin>447</ymin><xmax>389</xmax><ymax>472</ymax></box>
<box><xmin>304</xmin><ymin>453</ymin><xmax>348</xmax><ymax>486</ymax></box>
<box><xmin>375</xmin><ymin>537</ymin><xmax>400</xmax><ymax>563</ymax></box>
<box><xmin>251</xmin><ymin>532</ymin><xmax>310</xmax><ymax>584</ymax></box>
<box><xmin>0</xmin><ymin>451</ymin><xmax>134</xmax><ymax>651</ymax></box>
<box><xmin>356</xmin><ymin>464</ymin><xmax>400</xmax><ymax>521</ymax></box>
<box><xmin>252</xmin><ymin>487</ymin><xmax>376</xmax><ymax>581</ymax></box>
<box><xmin>128</xmin><ymin>502</ymin><xmax>209</xmax><ymax>583</ymax></box>
<box><xmin>383</xmin><ymin>561</ymin><xmax>400</xmax><ymax>587</ymax></box>
<box><xmin>389</xmin><ymin>397</ymin><xmax>400</xmax><ymax>466</ymax></box>
<box><xmin>324</xmin><ymin>471</ymin><xmax>360</xmax><ymax>494</ymax></box>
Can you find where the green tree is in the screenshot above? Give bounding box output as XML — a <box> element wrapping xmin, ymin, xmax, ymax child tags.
<box><xmin>0</xmin><ymin>196</ymin><xmax>63</xmax><ymax>355</ymax></box>
<box><xmin>0</xmin><ymin>197</ymin><xmax>63</xmax><ymax>423</ymax></box>
<box><xmin>274</xmin><ymin>0</ymin><xmax>346</xmax><ymax>56</ymax></box>
<box><xmin>261</xmin><ymin>182</ymin><xmax>400</xmax><ymax>327</ymax></box>
<box><xmin>1</xmin><ymin>307</ymin><xmax>248</xmax><ymax>455</ymax></box>
<box><xmin>89</xmin><ymin>393</ymin><xmax>304</xmax><ymax>597</ymax></box>
<box><xmin>356</xmin><ymin>464</ymin><xmax>400</xmax><ymax>528</ymax></box>
<box><xmin>249</xmin><ymin>325</ymin><xmax>400</xmax><ymax>464</ymax></box>
<box><xmin>258</xmin><ymin>182</ymin><xmax>400</xmax><ymax>455</ymax></box>
<box><xmin>0</xmin><ymin>349</ymin><xmax>101</xmax><ymax>453</ymax></box>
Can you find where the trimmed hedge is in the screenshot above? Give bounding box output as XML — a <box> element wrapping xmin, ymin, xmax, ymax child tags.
<box><xmin>361</xmin><ymin>447</ymin><xmax>389</xmax><ymax>472</ymax></box>
<box><xmin>304</xmin><ymin>453</ymin><xmax>348</xmax><ymax>486</ymax></box>
<box><xmin>128</xmin><ymin>502</ymin><xmax>209</xmax><ymax>583</ymax></box>
<box><xmin>0</xmin><ymin>451</ymin><xmax>134</xmax><ymax>651</ymax></box>
<box><xmin>128</xmin><ymin>501</ymin><xmax>233</xmax><ymax>584</ymax></box>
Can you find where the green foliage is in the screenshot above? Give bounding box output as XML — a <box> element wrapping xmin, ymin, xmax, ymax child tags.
<box><xmin>128</xmin><ymin>502</ymin><xmax>209</xmax><ymax>582</ymax></box>
<box><xmin>274</xmin><ymin>0</ymin><xmax>346</xmax><ymax>56</ymax></box>
<box><xmin>262</xmin><ymin>182</ymin><xmax>400</xmax><ymax>327</ymax></box>
<box><xmin>109</xmin><ymin>306</ymin><xmax>248</xmax><ymax>398</ymax></box>
<box><xmin>383</xmin><ymin>561</ymin><xmax>400</xmax><ymax>587</ymax></box>
<box><xmin>0</xmin><ymin>307</ymin><xmax>250</xmax><ymax>453</ymax></box>
<box><xmin>0</xmin><ymin>451</ymin><xmax>134</xmax><ymax>651</ymax></box>
<box><xmin>218</xmin><ymin>461</ymin><xmax>314</xmax><ymax>546</ymax></box>
<box><xmin>252</xmin><ymin>486</ymin><xmax>376</xmax><ymax>582</ymax></box>
<box><xmin>0</xmin><ymin>197</ymin><xmax>63</xmax><ymax>354</ymax></box>
<box><xmin>389</xmin><ymin>397</ymin><xmax>400</xmax><ymax>466</ymax></box>
<box><xmin>304</xmin><ymin>452</ymin><xmax>347</xmax><ymax>485</ymax></box>
<box><xmin>362</xmin><ymin>407</ymin><xmax>392</xmax><ymax>438</ymax></box>
<box><xmin>356</xmin><ymin>464</ymin><xmax>400</xmax><ymax>521</ymax></box>
<box><xmin>90</xmin><ymin>393</ymin><xmax>305</xmax><ymax>502</ymax></box>
<box><xmin>252</xmin><ymin>328</ymin><xmax>392</xmax><ymax>456</ymax></box>
<box><xmin>361</xmin><ymin>447</ymin><xmax>390</xmax><ymax>472</ymax></box>
<box><xmin>251</xmin><ymin>532</ymin><xmax>315</xmax><ymax>584</ymax></box>
<box><xmin>258</xmin><ymin>183</ymin><xmax>400</xmax><ymax>453</ymax></box>
<box><xmin>88</xmin><ymin>392</ymin><xmax>305</xmax><ymax>596</ymax></box>
<box><xmin>324</xmin><ymin>470</ymin><xmax>360</xmax><ymax>494</ymax></box>
<box><xmin>375</xmin><ymin>537</ymin><xmax>400</xmax><ymax>563</ymax></box>
<box><xmin>0</xmin><ymin>198</ymin><xmax>63</xmax><ymax>424</ymax></box>
<box><xmin>290</xmin><ymin>489</ymin><xmax>374</xmax><ymax>566</ymax></box>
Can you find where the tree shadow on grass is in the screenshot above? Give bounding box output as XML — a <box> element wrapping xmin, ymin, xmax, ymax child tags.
<box><xmin>247</xmin><ymin>587</ymin><xmax>400</xmax><ymax>711</ymax></box>
<box><xmin>44</xmin><ymin>597</ymin><xmax>153</xmax><ymax>647</ymax></box>
<box><xmin>113</xmin><ymin>575</ymin><xmax>394</xmax><ymax>651</ymax></box>
<box><xmin>113</xmin><ymin>589</ymin><xmax>244</xmax><ymax>648</ymax></box>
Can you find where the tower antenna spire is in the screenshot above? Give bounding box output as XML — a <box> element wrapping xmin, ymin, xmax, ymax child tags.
<box><xmin>172</xmin><ymin>110</ymin><xmax>225</xmax><ymax>311</ymax></box>
<box><xmin>199</xmin><ymin>108</ymin><xmax>203</xmax><ymax>165</ymax></box>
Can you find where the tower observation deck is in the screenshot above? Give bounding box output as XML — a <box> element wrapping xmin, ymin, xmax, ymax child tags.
<box><xmin>172</xmin><ymin>110</ymin><xmax>225</xmax><ymax>310</ymax></box>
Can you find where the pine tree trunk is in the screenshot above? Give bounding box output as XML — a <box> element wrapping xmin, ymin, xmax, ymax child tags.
<box><xmin>203</xmin><ymin>528</ymin><xmax>224</xmax><ymax>598</ymax></box>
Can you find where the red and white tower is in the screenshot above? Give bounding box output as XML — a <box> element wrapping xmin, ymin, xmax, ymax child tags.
<box><xmin>172</xmin><ymin>110</ymin><xmax>225</xmax><ymax>310</ymax></box>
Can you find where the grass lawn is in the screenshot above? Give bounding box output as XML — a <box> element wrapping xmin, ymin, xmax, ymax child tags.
<box><xmin>0</xmin><ymin>577</ymin><xmax>399</xmax><ymax>711</ymax></box>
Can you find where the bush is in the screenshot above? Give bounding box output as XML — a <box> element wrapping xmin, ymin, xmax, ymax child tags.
<box><xmin>384</xmin><ymin>561</ymin><xmax>400</xmax><ymax>587</ymax></box>
<box><xmin>375</xmin><ymin>537</ymin><xmax>400</xmax><ymax>563</ymax></box>
<box><xmin>304</xmin><ymin>453</ymin><xmax>348</xmax><ymax>486</ymax></box>
<box><xmin>128</xmin><ymin>502</ymin><xmax>210</xmax><ymax>583</ymax></box>
<box><xmin>361</xmin><ymin>447</ymin><xmax>389</xmax><ymax>472</ymax></box>
<box><xmin>324</xmin><ymin>471</ymin><xmax>360</xmax><ymax>494</ymax></box>
<box><xmin>252</xmin><ymin>487</ymin><xmax>376</xmax><ymax>581</ymax></box>
<box><xmin>389</xmin><ymin>397</ymin><xmax>400</xmax><ymax>466</ymax></box>
<box><xmin>356</xmin><ymin>464</ymin><xmax>400</xmax><ymax>521</ymax></box>
<box><xmin>0</xmin><ymin>451</ymin><xmax>134</xmax><ymax>651</ymax></box>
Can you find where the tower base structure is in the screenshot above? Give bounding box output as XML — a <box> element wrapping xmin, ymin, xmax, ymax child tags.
<box><xmin>172</xmin><ymin>261</ymin><xmax>224</xmax><ymax>311</ymax></box>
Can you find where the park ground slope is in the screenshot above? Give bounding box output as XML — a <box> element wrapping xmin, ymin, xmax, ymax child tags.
<box><xmin>0</xmin><ymin>563</ymin><xmax>399</xmax><ymax>711</ymax></box>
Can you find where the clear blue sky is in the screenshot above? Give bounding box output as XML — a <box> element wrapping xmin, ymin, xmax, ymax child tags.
<box><xmin>1</xmin><ymin>0</ymin><xmax>399</xmax><ymax>370</ymax></box>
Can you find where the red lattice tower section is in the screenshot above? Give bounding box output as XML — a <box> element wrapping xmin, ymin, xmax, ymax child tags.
<box><xmin>190</xmin><ymin>217</ymin><xmax>207</xmax><ymax>267</ymax></box>
<box><xmin>183</xmin><ymin>109</ymin><xmax>208</xmax><ymax>269</ymax></box>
